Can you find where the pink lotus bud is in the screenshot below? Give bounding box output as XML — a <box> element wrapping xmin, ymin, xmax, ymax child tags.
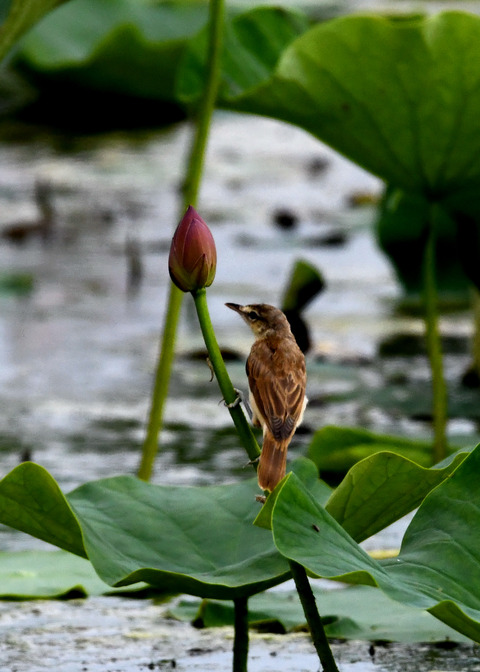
<box><xmin>168</xmin><ymin>206</ymin><xmax>217</xmax><ymax>293</ymax></box>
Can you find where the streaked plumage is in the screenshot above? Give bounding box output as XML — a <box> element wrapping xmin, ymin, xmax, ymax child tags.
<box><xmin>226</xmin><ymin>302</ymin><xmax>307</xmax><ymax>491</ymax></box>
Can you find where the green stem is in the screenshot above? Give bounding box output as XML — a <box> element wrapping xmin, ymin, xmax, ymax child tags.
<box><xmin>137</xmin><ymin>0</ymin><xmax>225</xmax><ymax>480</ymax></box>
<box><xmin>182</xmin><ymin>0</ymin><xmax>224</xmax><ymax>203</ymax></box>
<box><xmin>471</xmin><ymin>288</ymin><xmax>480</xmax><ymax>377</ymax></box>
<box><xmin>193</xmin><ymin>288</ymin><xmax>261</xmax><ymax>464</ymax></box>
<box><xmin>289</xmin><ymin>561</ymin><xmax>339</xmax><ymax>672</ymax></box>
<box><xmin>422</xmin><ymin>212</ymin><xmax>448</xmax><ymax>463</ymax></box>
<box><xmin>138</xmin><ymin>285</ymin><xmax>183</xmax><ymax>481</ymax></box>
<box><xmin>232</xmin><ymin>597</ymin><xmax>249</xmax><ymax>672</ymax></box>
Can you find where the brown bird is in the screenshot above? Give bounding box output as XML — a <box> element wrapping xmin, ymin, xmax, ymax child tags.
<box><xmin>226</xmin><ymin>303</ymin><xmax>307</xmax><ymax>492</ymax></box>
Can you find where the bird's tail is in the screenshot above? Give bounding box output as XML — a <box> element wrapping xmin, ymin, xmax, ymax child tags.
<box><xmin>257</xmin><ymin>433</ymin><xmax>289</xmax><ymax>492</ymax></box>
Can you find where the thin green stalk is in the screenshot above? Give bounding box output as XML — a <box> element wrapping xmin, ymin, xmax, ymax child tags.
<box><xmin>193</xmin><ymin>288</ymin><xmax>261</xmax><ymax>464</ymax></box>
<box><xmin>182</xmin><ymin>0</ymin><xmax>224</xmax><ymax>205</ymax></box>
<box><xmin>137</xmin><ymin>0</ymin><xmax>225</xmax><ymax>480</ymax></box>
<box><xmin>138</xmin><ymin>285</ymin><xmax>183</xmax><ymax>480</ymax></box>
<box><xmin>471</xmin><ymin>289</ymin><xmax>480</xmax><ymax>378</ymax></box>
<box><xmin>232</xmin><ymin>597</ymin><xmax>249</xmax><ymax>672</ymax></box>
<box><xmin>289</xmin><ymin>560</ymin><xmax>340</xmax><ymax>672</ymax></box>
<box><xmin>422</xmin><ymin>213</ymin><xmax>448</xmax><ymax>463</ymax></box>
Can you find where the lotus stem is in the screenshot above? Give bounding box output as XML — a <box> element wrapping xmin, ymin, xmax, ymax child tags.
<box><xmin>289</xmin><ymin>560</ymin><xmax>340</xmax><ymax>672</ymax></box>
<box><xmin>471</xmin><ymin>289</ymin><xmax>480</xmax><ymax>379</ymax></box>
<box><xmin>233</xmin><ymin>597</ymin><xmax>249</xmax><ymax>672</ymax></box>
<box><xmin>138</xmin><ymin>0</ymin><xmax>225</xmax><ymax>480</ymax></box>
<box><xmin>422</xmin><ymin>210</ymin><xmax>448</xmax><ymax>463</ymax></box>
<box><xmin>138</xmin><ymin>285</ymin><xmax>183</xmax><ymax>481</ymax></box>
<box><xmin>192</xmin><ymin>288</ymin><xmax>261</xmax><ymax>464</ymax></box>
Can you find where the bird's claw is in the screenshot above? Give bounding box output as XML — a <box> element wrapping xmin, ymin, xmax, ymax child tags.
<box><xmin>245</xmin><ymin>456</ymin><xmax>260</xmax><ymax>468</ymax></box>
<box><xmin>224</xmin><ymin>388</ymin><xmax>243</xmax><ymax>408</ymax></box>
<box><xmin>220</xmin><ymin>388</ymin><xmax>253</xmax><ymax>419</ymax></box>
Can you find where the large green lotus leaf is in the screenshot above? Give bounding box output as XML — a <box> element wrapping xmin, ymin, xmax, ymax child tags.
<box><xmin>15</xmin><ymin>0</ymin><xmax>209</xmax><ymax>100</ymax></box>
<box><xmin>0</xmin><ymin>0</ymin><xmax>69</xmax><ymax>63</ymax></box>
<box><xmin>0</xmin><ymin>550</ymin><xmax>129</xmax><ymax>598</ymax></box>
<box><xmin>177</xmin><ymin>5</ymin><xmax>310</xmax><ymax>103</ymax></box>
<box><xmin>171</xmin><ymin>585</ymin><xmax>469</xmax><ymax>642</ymax></box>
<box><xmin>326</xmin><ymin>446</ymin><xmax>469</xmax><ymax>542</ymax></box>
<box><xmin>202</xmin><ymin>11</ymin><xmax>480</xmax><ymax>196</ymax></box>
<box><xmin>308</xmin><ymin>425</ymin><xmax>441</xmax><ymax>472</ymax></box>
<box><xmin>67</xmin><ymin>475</ymin><xmax>290</xmax><ymax>598</ymax></box>
<box><xmin>270</xmin><ymin>443</ymin><xmax>480</xmax><ymax>642</ymax></box>
<box><xmin>0</xmin><ymin>463</ymin><xmax>290</xmax><ymax>600</ymax></box>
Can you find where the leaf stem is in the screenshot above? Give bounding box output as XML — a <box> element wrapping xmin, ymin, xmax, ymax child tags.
<box><xmin>192</xmin><ymin>288</ymin><xmax>261</xmax><ymax>464</ymax></box>
<box><xmin>471</xmin><ymin>289</ymin><xmax>480</xmax><ymax>378</ymax></box>
<box><xmin>289</xmin><ymin>560</ymin><xmax>340</xmax><ymax>672</ymax></box>
<box><xmin>137</xmin><ymin>0</ymin><xmax>225</xmax><ymax>480</ymax></box>
<box><xmin>138</xmin><ymin>285</ymin><xmax>183</xmax><ymax>481</ymax></box>
<box><xmin>232</xmin><ymin>597</ymin><xmax>249</xmax><ymax>672</ymax></box>
<box><xmin>182</xmin><ymin>0</ymin><xmax>224</xmax><ymax>203</ymax></box>
<box><xmin>422</xmin><ymin>210</ymin><xmax>448</xmax><ymax>463</ymax></box>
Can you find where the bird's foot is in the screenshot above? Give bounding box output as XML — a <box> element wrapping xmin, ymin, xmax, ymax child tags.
<box><xmin>223</xmin><ymin>388</ymin><xmax>252</xmax><ymax>418</ymax></box>
<box><xmin>255</xmin><ymin>495</ymin><xmax>267</xmax><ymax>505</ymax></box>
<box><xmin>245</xmin><ymin>456</ymin><xmax>260</xmax><ymax>468</ymax></box>
<box><xmin>224</xmin><ymin>388</ymin><xmax>243</xmax><ymax>408</ymax></box>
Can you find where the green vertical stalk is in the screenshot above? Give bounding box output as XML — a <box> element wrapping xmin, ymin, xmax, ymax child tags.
<box><xmin>289</xmin><ymin>561</ymin><xmax>340</xmax><ymax>672</ymax></box>
<box><xmin>232</xmin><ymin>597</ymin><xmax>249</xmax><ymax>672</ymax></box>
<box><xmin>193</xmin><ymin>288</ymin><xmax>261</xmax><ymax>464</ymax></box>
<box><xmin>138</xmin><ymin>285</ymin><xmax>183</xmax><ymax>481</ymax></box>
<box><xmin>422</xmin><ymin>210</ymin><xmax>448</xmax><ymax>463</ymax></box>
<box><xmin>471</xmin><ymin>289</ymin><xmax>480</xmax><ymax>378</ymax></box>
<box><xmin>137</xmin><ymin>0</ymin><xmax>225</xmax><ymax>481</ymax></box>
<box><xmin>182</xmin><ymin>0</ymin><xmax>224</xmax><ymax>205</ymax></box>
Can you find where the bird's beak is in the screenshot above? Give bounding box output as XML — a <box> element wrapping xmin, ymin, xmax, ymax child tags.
<box><xmin>225</xmin><ymin>302</ymin><xmax>243</xmax><ymax>314</ymax></box>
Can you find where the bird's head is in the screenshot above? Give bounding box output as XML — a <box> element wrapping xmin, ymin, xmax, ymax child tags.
<box><xmin>225</xmin><ymin>303</ymin><xmax>291</xmax><ymax>338</ymax></box>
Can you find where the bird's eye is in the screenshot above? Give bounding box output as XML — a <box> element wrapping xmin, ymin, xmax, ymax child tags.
<box><xmin>248</xmin><ymin>311</ymin><xmax>260</xmax><ymax>321</ymax></box>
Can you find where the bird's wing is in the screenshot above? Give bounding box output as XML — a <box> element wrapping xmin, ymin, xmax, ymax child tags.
<box><xmin>247</xmin><ymin>340</ymin><xmax>306</xmax><ymax>440</ymax></box>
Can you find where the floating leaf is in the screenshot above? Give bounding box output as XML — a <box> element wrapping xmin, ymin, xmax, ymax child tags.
<box><xmin>270</xmin><ymin>443</ymin><xmax>480</xmax><ymax>642</ymax></box>
<box><xmin>0</xmin><ymin>463</ymin><xmax>290</xmax><ymax>600</ymax></box>
<box><xmin>171</xmin><ymin>586</ymin><xmax>469</xmax><ymax>642</ymax></box>
<box><xmin>0</xmin><ymin>550</ymin><xmax>133</xmax><ymax>598</ymax></box>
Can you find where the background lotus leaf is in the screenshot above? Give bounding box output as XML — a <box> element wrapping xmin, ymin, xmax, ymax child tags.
<box><xmin>180</xmin><ymin>11</ymin><xmax>480</xmax><ymax>198</ymax></box>
<box><xmin>308</xmin><ymin>425</ymin><xmax>450</xmax><ymax>472</ymax></box>
<box><xmin>0</xmin><ymin>0</ymin><xmax>70</xmax><ymax>63</ymax></box>
<box><xmin>15</xmin><ymin>0</ymin><xmax>209</xmax><ymax>100</ymax></box>
<box><xmin>171</xmin><ymin>586</ymin><xmax>470</xmax><ymax>642</ymax></box>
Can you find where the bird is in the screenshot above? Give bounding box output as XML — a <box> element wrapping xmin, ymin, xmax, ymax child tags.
<box><xmin>226</xmin><ymin>302</ymin><xmax>307</xmax><ymax>492</ymax></box>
